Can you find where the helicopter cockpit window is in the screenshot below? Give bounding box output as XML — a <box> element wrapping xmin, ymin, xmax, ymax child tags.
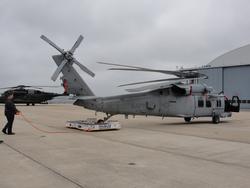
<box><xmin>35</xmin><ymin>90</ymin><xmax>42</xmax><ymax>94</ymax></box>
<box><xmin>198</xmin><ymin>99</ymin><xmax>204</xmax><ymax>107</ymax></box>
<box><xmin>165</xmin><ymin>89</ymin><xmax>170</xmax><ymax>95</ymax></box>
<box><xmin>28</xmin><ymin>90</ymin><xmax>35</xmax><ymax>94</ymax></box>
<box><xmin>206</xmin><ymin>100</ymin><xmax>211</xmax><ymax>108</ymax></box>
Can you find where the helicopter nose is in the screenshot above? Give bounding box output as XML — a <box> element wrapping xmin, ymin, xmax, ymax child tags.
<box><xmin>81</xmin><ymin>100</ymin><xmax>90</xmax><ymax>107</ymax></box>
<box><xmin>84</xmin><ymin>100</ymin><xmax>95</xmax><ymax>108</ymax></box>
<box><xmin>74</xmin><ymin>99</ymin><xmax>94</xmax><ymax>109</ymax></box>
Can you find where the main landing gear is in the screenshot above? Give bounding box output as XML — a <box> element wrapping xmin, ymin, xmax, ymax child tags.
<box><xmin>97</xmin><ymin>113</ymin><xmax>114</xmax><ymax>123</ymax></box>
<box><xmin>26</xmin><ymin>103</ymin><xmax>35</xmax><ymax>106</ymax></box>
<box><xmin>184</xmin><ymin>117</ymin><xmax>192</xmax><ymax>123</ymax></box>
<box><xmin>212</xmin><ymin>115</ymin><xmax>220</xmax><ymax>124</ymax></box>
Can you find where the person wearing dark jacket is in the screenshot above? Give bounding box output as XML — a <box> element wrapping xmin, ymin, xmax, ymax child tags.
<box><xmin>2</xmin><ymin>92</ymin><xmax>20</xmax><ymax>135</ymax></box>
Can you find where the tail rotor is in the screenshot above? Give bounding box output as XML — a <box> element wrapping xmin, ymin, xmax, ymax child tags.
<box><xmin>40</xmin><ymin>35</ymin><xmax>95</xmax><ymax>81</ymax></box>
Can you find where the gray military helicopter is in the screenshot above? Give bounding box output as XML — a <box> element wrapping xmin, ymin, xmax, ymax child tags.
<box><xmin>41</xmin><ymin>35</ymin><xmax>240</xmax><ymax>124</ymax></box>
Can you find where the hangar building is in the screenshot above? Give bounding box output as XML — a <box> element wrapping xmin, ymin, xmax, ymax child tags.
<box><xmin>190</xmin><ymin>44</ymin><xmax>250</xmax><ymax>109</ymax></box>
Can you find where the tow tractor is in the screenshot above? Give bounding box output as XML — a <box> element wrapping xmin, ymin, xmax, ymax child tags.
<box><xmin>66</xmin><ymin>118</ymin><xmax>121</xmax><ymax>131</ymax></box>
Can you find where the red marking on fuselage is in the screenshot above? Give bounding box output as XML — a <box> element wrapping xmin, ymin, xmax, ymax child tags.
<box><xmin>63</xmin><ymin>79</ymin><xmax>69</xmax><ymax>94</ymax></box>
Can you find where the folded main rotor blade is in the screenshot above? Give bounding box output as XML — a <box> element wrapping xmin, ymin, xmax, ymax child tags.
<box><xmin>97</xmin><ymin>61</ymin><xmax>150</xmax><ymax>70</ymax></box>
<box><xmin>69</xmin><ymin>35</ymin><xmax>84</xmax><ymax>54</ymax></box>
<box><xmin>125</xmin><ymin>77</ymin><xmax>207</xmax><ymax>92</ymax></box>
<box><xmin>196</xmin><ymin>73</ymin><xmax>208</xmax><ymax>78</ymax></box>
<box><xmin>73</xmin><ymin>59</ymin><xmax>95</xmax><ymax>77</ymax></box>
<box><xmin>40</xmin><ymin>35</ymin><xmax>65</xmax><ymax>55</ymax></box>
<box><xmin>126</xmin><ymin>80</ymin><xmax>190</xmax><ymax>92</ymax></box>
<box><xmin>126</xmin><ymin>83</ymin><xmax>173</xmax><ymax>93</ymax></box>
<box><xmin>51</xmin><ymin>59</ymin><xmax>68</xmax><ymax>81</ymax></box>
<box><xmin>98</xmin><ymin>62</ymin><xmax>185</xmax><ymax>77</ymax></box>
<box><xmin>109</xmin><ymin>68</ymin><xmax>183</xmax><ymax>77</ymax></box>
<box><xmin>98</xmin><ymin>62</ymin><xmax>208</xmax><ymax>78</ymax></box>
<box><xmin>118</xmin><ymin>77</ymin><xmax>185</xmax><ymax>87</ymax></box>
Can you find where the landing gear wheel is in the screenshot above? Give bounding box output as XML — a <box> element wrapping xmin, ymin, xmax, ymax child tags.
<box><xmin>212</xmin><ymin>115</ymin><xmax>220</xmax><ymax>124</ymax></box>
<box><xmin>184</xmin><ymin>117</ymin><xmax>191</xmax><ymax>123</ymax></box>
<box><xmin>26</xmin><ymin>103</ymin><xmax>30</xmax><ymax>106</ymax></box>
<box><xmin>32</xmin><ymin>103</ymin><xmax>35</xmax><ymax>106</ymax></box>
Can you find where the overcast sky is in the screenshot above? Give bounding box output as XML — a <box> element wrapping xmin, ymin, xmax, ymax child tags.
<box><xmin>0</xmin><ymin>0</ymin><xmax>250</xmax><ymax>96</ymax></box>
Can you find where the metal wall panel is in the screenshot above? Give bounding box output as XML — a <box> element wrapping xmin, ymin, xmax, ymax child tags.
<box><xmin>198</xmin><ymin>68</ymin><xmax>223</xmax><ymax>93</ymax></box>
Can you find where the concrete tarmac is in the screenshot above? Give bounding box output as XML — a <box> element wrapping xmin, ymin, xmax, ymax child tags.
<box><xmin>1</xmin><ymin>104</ymin><xmax>250</xmax><ymax>188</ymax></box>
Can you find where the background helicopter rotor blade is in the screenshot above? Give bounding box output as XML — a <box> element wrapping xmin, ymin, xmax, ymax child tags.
<box><xmin>0</xmin><ymin>85</ymin><xmax>62</xmax><ymax>90</ymax></box>
<box><xmin>0</xmin><ymin>85</ymin><xmax>30</xmax><ymax>90</ymax></box>
<box><xmin>40</xmin><ymin>35</ymin><xmax>65</xmax><ymax>54</ymax></box>
<box><xmin>0</xmin><ymin>87</ymin><xmax>14</xmax><ymax>90</ymax></box>
<box><xmin>69</xmin><ymin>35</ymin><xmax>84</xmax><ymax>54</ymax></box>
<box><xmin>51</xmin><ymin>59</ymin><xmax>68</xmax><ymax>81</ymax></box>
<box><xmin>0</xmin><ymin>85</ymin><xmax>36</xmax><ymax>90</ymax></box>
<box><xmin>29</xmin><ymin>87</ymin><xmax>43</xmax><ymax>90</ymax></box>
<box><xmin>34</xmin><ymin>85</ymin><xmax>62</xmax><ymax>88</ymax></box>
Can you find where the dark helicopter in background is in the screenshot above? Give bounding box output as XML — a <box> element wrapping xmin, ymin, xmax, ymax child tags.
<box><xmin>0</xmin><ymin>85</ymin><xmax>64</xmax><ymax>106</ymax></box>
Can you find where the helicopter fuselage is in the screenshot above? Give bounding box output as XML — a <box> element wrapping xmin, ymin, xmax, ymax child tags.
<box><xmin>74</xmin><ymin>85</ymin><xmax>240</xmax><ymax>123</ymax></box>
<box><xmin>0</xmin><ymin>89</ymin><xmax>61</xmax><ymax>105</ymax></box>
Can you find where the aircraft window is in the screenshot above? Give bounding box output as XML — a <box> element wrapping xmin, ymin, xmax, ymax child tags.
<box><xmin>206</xmin><ymin>100</ymin><xmax>211</xmax><ymax>108</ymax></box>
<box><xmin>216</xmin><ymin>100</ymin><xmax>222</xmax><ymax>107</ymax></box>
<box><xmin>165</xmin><ymin>90</ymin><xmax>169</xmax><ymax>95</ymax></box>
<box><xmin>198</xmin><ymin>100</ymin><xmax>204</xmax><ymax>107</ymax></box>
<box><xmin>28</xmin><ymin>90</ymin><xmax>35</xmax><ymax>94</ymax></box>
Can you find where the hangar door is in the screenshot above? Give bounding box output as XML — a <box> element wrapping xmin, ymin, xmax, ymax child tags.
<box><xmin>223</xmin><ymin>65</ymin><xmax>250</xmax><ymax>109</ymax></box>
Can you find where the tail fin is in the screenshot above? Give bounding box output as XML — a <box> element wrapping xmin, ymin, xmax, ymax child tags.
<box><xmin>52</xmin><ymin>55</ymin><xmax>94</xmax><ymax>96</ymax></box>
<box><xmin>41</xmin><ymin>34</ymin><xmax>95</xmax><ymax>96</ymax></box>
